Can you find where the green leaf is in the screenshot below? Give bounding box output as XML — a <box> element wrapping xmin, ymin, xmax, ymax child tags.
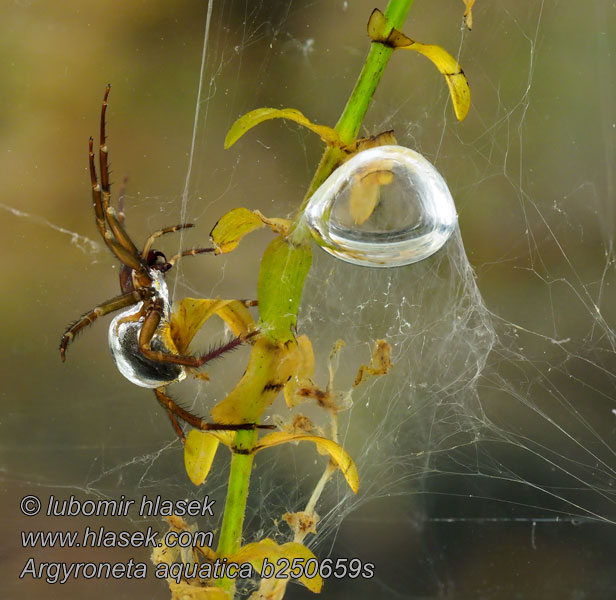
<box><xmin>258</xmin><ymin>236</ymin><xmax>312</xmax><ymax>342</ymax></box>
<box><xmin>225</xmin><ymin>107</ymin><xmax>341</xmax><ymax>149</ymax></box>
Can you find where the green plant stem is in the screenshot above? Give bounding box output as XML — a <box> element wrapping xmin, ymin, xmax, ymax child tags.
<box><xmin>216</xmin><ymin>428</ymin><xmax>257</xmax><ymax>592</ymax></box>
<box><xmin>293</xmin><ymin>0</ymin><xmax>415</xmax><ymax>230</ymax></box>
<box><xmin>215</xmin><ymin>2</ymin><xmax>415</xmax><ymax>595</ymax></box>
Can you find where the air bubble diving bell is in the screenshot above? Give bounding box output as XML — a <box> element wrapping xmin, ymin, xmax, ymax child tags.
<box><xmin>108</xmin><ymin>270</ymin><xmax>186</xmax><ymax>388</ymax></box>
<box><xmin>304</xmin><ymin>145</ymin><xmax>457</xmax><ymax>267</ymax></box>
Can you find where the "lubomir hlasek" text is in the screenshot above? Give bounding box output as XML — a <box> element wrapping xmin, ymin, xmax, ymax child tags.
<box><xmin>45</xmin><ymin>494</ymin><xmax>215</xmax><ymax>517</ymax></box>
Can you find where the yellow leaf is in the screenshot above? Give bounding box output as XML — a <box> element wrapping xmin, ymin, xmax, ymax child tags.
<box><xmin>204</xmin><ymin>430</ymin><xmax>236</xmax><ymax>448</ymax></box>
<box><xmin>462</xmin><ymin>0</ymin><xmax>476</xmax><ymax>30</ymax></box>
<box><xmin>398</xmin><ymin>42</ymin><xmax>470</xmax><ymax>121</ymax></box>
<box><xmin>170</xmin><ymin>298</ymin><xmax>224</xmax><ymax>354</ymax></box>
<box><xmin>213</xmin><ymin>301</ymin><xmax>256</xmax><ymax>338</ymax></box>
<box><xmin>186</xmin><ymin>587</ymin><xmax>230</xmax><ymax>600</ymax></box>
<box><xmin>368</xmin><ymin>8</ymin><xmax>470</xmax><ymax>121</ymax></box>
<box><xmin>230</xmin><ymin>538</ymin><xmax>323</xmax><ymax>593</ymax></box>
<box><xmin>284</xmin><ymin>334</ymin><xmax>315</xmax><ymax>407</ymax></box>
<box><xmin>295</xmin><ymin>335</ymin><xmax>315</xmax><ymax>380</ymax></box>
<box><xmin>210</xmin><ymin>207</ymin><xmax>265</xmax><ymax>254</ymax></box>
<box><xmin>349</xmin><ymin>168</ymin><xmax>394</xmax><ymax>225</ymax></box>
<box><xmin>184</xmin><ymin>430</ymin><xmax>220</xmax><ymax>486</ymax></box>
<box><xmin>225</xmin><ymin>107</ymin><xmax>341</xmax><ymax>149</ymax></box>
<box><xmin>253</xmin><ymin>210</ymin><xmax>291</xmax><ymax>236</ymax></box>
<box><xmin>169</xmin><ymin>298</ymin><xmax>256</xmax><ymax>355</ymax></box>
<box><xmin>255</xmin><ymin>432</ymin><xmax>359</xmax><ymax>494</ymax></box>
<box><xmin>169</xmin><ymin>583</ymin><xmax>230</xmax><ymax>600</ymax></box>
<box><xmin>353</xmin><ymin>339</ymin><xmax>393</xmax><ymax>387</ymax></box>
<box><xmin>210</xmin><ymin>208</ymin><xmax>291</xmax><ymax>254</ymax></box>
<box><xmin>198</xmin><ymin>588</ymin><xmax>231</xmax><ymax>600</ymax></box>
<box><xmin>211</xmin><ymin>336</ymin><xmax>299</xmax><ymax>424</ymax></box>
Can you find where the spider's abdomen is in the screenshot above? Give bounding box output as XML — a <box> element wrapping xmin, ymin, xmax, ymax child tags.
<box><xmin>108</xmin><ymin>305</ymin><xmax>186</xmax><ymax>388</ymax></box>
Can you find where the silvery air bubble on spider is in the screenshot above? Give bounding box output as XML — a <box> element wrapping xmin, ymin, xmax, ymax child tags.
<box><xmin>303</xmin><ymin>145</ymin><xmax>457</xmax><ymax>267</ymax></box>
<box><xmin>108</xmin><ymin>270</ymin><xmax>186</xmax><ymax>388</ymax></box>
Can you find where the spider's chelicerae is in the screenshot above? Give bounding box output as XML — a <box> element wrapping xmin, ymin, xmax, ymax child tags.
<box><xmin>60</xmin><ymin>85</ymin><xmax>266</xmax><ymax>442</ymax></box>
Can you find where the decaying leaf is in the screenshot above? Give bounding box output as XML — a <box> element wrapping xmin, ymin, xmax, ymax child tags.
<box><xmin>462</xmin><ymin>0</ymin><xmax>476</xmax><ymax>30</ymax></box>
<box><xmin>277</xmin><ymin>413</ymin><xmax>320</xmax><ymax>436</ymax></box>
<box><xmin>345</xmin><ymin>130</ymin><xmax>397</xmax><ymax>157</ymax></box>
<box><xmin>297</xmin><ymin>385</ymin><xmax>338</xmax><ymax>413</ymax></box>
<box><xmin>353</xmin><ymin>339</ymin><xmax>392</xmax><ymax>387</ymax></box>
<box><xmin>152</xmin><ymin>517</ymin><xmax>227</xmax><ymax>600</ymax></box>
<box><xmin>282</xmin><ymin>510</ymin><xmax>319</xmax><ymax>538</ymax></box>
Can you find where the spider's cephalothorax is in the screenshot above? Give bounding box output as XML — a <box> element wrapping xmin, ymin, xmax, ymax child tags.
<box><xmin>59</xmin><ymin>85</ymin><xmax>266</xmax><ymax>441</ymax></box>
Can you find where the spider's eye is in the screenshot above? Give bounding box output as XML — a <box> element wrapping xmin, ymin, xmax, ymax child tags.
<box><xmin>147</xmin><ymin>250</ymin><xmax>170</xmax><ymax>271</ymax></box>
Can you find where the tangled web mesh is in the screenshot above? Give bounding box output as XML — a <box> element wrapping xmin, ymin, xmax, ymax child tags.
<box><xmin>161</xmin><ymin>1</ymin><xmax>616</xmax><ymax>548</ymax></box>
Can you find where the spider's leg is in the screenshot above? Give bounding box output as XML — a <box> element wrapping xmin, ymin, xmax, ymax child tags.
<box><xmin>60</xmin><ymin>290</ymin><xmax>145</xmax><ymax>361</ymax></box>
<box><xmin>97</xmin><ymin>85</ymin><xmax>142</xmax><ymax>259</ymax></box>
<box><xmin>154</xmin><ymin>388</ymin><xmax>274</xmax><ymax>434</ymax></box>
<box><xmin>155</xmin><ymin>387</ymin><xmax>186</xmax><ymax>442</ymax></box>
<box><xmin>138</xmin><ymin>299</ymin><xmax>257</xmax><ymax>369</ymax></box>
<box><xmin>89</xmin><ymin>137</ymin><xmax>144</xmax><ymax>272</ymax></box>
<box><xmin>89</xmin><ymin>135</ymin><xmax>108</xmax><ymax>241</ymax></box>
<box><xmin>142</xmin><ymin>223</ymin><xmax>195</xmax><ymax>258</ymax></box>
<box><xmin>166</xmin><ymin>247</ymin><xmax>216</xmax><ymax>267</ymax></box>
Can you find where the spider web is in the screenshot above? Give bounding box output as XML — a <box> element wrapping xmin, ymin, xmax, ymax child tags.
<box><xmin>2</xmin><ymin>1</ymin><xmax>615</xmax><ymax>599</ymax></box>
<box><xmin>163</xmin><ymin>1</ymin><xmax>616</xmax><ymax>597</ymax></box>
